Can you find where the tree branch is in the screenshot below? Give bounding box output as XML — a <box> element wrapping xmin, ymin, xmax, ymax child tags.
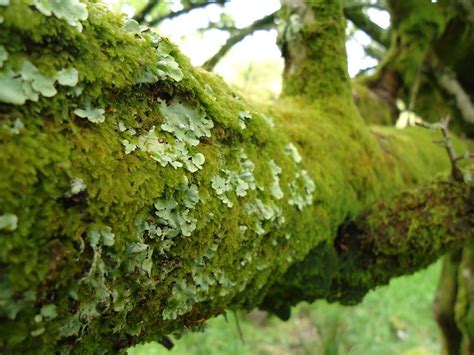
<box><xmin>146</xmin><ymin>0</ymin><xmax>228</xmax><ymax>27</ymax></box>
<box><xmin>437</xmin><ymin>70</ymin><xmax>474</xmax><ymax>125</ymax></box>
<box><xmin>343</xmin><ymin>5</ymin><xmax>390</xmax><ymax>47</ymax></box>
<box><xmin>262</xmin><ymin>180</ymin><xmax>473</xmax><ymax>319</ymax></box>
<box><xmin>202</xmin><ymin>12</ymin><xmax>277</xmax><ymax>71</ymax></box>
<box><xmin>134</xmin><ymin>0</ymin><xmax>160</xmax><ymax>23</ymax></box>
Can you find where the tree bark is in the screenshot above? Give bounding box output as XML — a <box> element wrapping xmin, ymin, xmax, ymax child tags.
<box><xmin>0</xmin><ymin>1</ymin><xmax>471</xmax><ymax>353</ymax></box>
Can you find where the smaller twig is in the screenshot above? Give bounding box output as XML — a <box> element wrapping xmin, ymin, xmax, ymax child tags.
<box><xmin>416</xmin><ymin>116</ymin><xmax>465</xmax><ymax>182</ymax></box>
<box><xmin>454</xmin><ymin>151</ymin><xmax>474</xmax><ymax>162</ymax></box>
<box><xmin>432</xmin><ymin>139</ymin><xmax>445</xmax><ymax>145</ymax></box>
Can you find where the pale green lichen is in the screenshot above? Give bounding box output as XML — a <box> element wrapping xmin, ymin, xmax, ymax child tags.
<box><xmin>0</xmin><ymin>45</ymin><xmax>7</xmax><ymax>68</ymax></box>
<box><xmin>74</xmin><ymin>106</ymin><xmax>105</xmax><ymax>124</ymax></box>
<box><xmin>55</xmin><ymin>68</ymin><xmax>79</xmax><ymax>87</ymax></box>
<box><xmin>159</xmin><ymin>98</ymin><xmax>213</xmax><ymax>147</ymax></box>
<box><xmin>89</xmin><ymin>226</ymin><xmax>115</xmax><ymax>247</ymax></box>
<box><xmin>122</xmin><ymin>139</ymin><xmax>137</xmax><ymax>154</ymax></box>
<box><xmin>156</xmin><ymin>41</ymin><xmax>183</xmax><ymax>81</ymax></box>
<box><xmin>245</xmin><ymin>199</ymin><xmax>285</xmax><ymax>236</ymax></box>
<box><xmin>137</xmin><ymin>41</ymin><xmax>184</xmax><ymax>83</ymax></box>
<box><xmin>2</xmin><ymin>118</ymin><xmax>25</xmax><ymax>135</ymax></box>
<box><xmin>133</xmin><ymin>127</ymin><xmax>205</xmax><ymax>172</ymax></box>
<box><xmin>0</xmin><ymin>213</ymin><xmax>18</xmax><ymax>231</ymax></box>
<box><xmin>40</xmin><ymin>304</ymin><xmax>57</xmax><ymax>320</ymax></box>
<box><xmin>288</xmin><ymin>169</ymin><xmax>316</xmax><ymax>210</ymax></box>
<box><xmin>61</xmin><ymin>225</ymin><xmax>116</xmax><ymax>337</ymax></box>
<box><xmin>122</xmin><ymin>98</ymin><xmax>211</xmax><ymax>171</ymax></box>
<box><xmin>31</xmin><ymin>327</ymin><xmax>45</xmax><ymax>337</ymax></box>
<box><xmin>123</xmin><ymin>18</ymin><xmax>141</xmax><ymax>34</ymax></box>
<box><xmin>211</xmin><ymin>149</ymin><xmax>256</xmax><ymax>208</ymax></box>
<box><xmin>269</xmin><ymin>159</ymin><xmax>284</xmax><ymax>199</ymax></box>
<box><xmin>262</xmin><ymin>114</ymin><xmax>275</xmax><ymax>128</ymax></box>
<box><xmin>126</xmin><ymin>242</ymin><xmax>153</xmax><ymax>276</ymax></box>
<box><xmin>284</xmin><ymin>143</ymin><xmax>302</xmax><ymax>163</ymax></box>
<box><xmin>67</xmin><ymin>177</ymin><xmax>86</xmax><ymax>195</ymax></box>
<box><xmin>204</xmin><ymin>84</ymin><xmax>216</xmax><ymax>101</ymax></box>
<box><xmin>238</xmin><ymin>110</ymin><xmax>252</xmax><ymax>129</ymax></box>
<box><xmin>118</xmin><ymin>121</ymin><xmax>127</xmax><ymax>132</ymax></box>
<box><xmin>0</xmin><ymin>59</ymin><xmax>79</xmax><ymax>105</ymax></box>
<box><xmin>33</xmin><ymin>0</ymin><xmax>88</xmax><ymax>32</ymax></box>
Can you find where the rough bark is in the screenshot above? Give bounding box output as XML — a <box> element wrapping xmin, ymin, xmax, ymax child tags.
<box><xmin>0</xmin><ymin>1</ymin><xmax>471</xmax><ymax>353</ymax></box>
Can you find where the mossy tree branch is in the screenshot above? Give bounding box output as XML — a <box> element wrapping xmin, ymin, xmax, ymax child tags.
<box><xmin>262</xmin><ymin>180</ymin><xmax>473</xmax><ymax>319</ymax></box>
<box><xmin>0</xmin><ymin>1</ymin><xmax>472</xmax><ymax>354</ymax></box>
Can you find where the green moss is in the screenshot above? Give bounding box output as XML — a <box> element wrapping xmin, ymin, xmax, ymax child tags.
<box><xmin>0</xmin><ymin>1</ymin><xmax>468</xmax><ymax>353</ymax></box>
<box><xmin>352</xmin><ymin>81</ymin><xmax>394</xmax><ymax>125</ymax></box>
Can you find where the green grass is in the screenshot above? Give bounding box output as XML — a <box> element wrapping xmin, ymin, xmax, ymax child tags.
<box><xmin>128</xmin><ymin>262</ymin><xmax>441</xmax><ymax>355</ymax></box>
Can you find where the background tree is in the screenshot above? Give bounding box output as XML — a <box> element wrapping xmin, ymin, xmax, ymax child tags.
<box><xmin>0</xmin><ymin>0</ymin><xmax>472</xmax><ymax>354</ymax></box>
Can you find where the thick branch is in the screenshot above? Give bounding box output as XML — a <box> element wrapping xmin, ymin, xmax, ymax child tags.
<box><xmin>343</xmin><ymin>5</ymin><xmax>389</xmax><ymax>47</ymax></box>
<box><xmin>202</xmin><ymin>12</ymin><xmax>277</xmax><ymax>71</ymax></box>
<box><xmin>437</xmin><ymin>70</ymin><xmax>474</xmax><ymax>124</ymax></box>
<box><xmin>146</xmin><ymin>0</ymin><xmax>228</xmax><ymax>27</ymax></box>
<box><xmin>262</xmin><ymin>180</ymin><xmax>473</xmax><ymax>318</ymax></box>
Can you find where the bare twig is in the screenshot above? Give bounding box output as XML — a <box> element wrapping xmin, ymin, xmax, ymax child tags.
<box><xmin>202</xmin><ymin>11</ymin><xmax>277</xmax><ymax>71</ymax></box>
<box><xmin>416</xmin><ymin>116</ymin><xmax>470</xmax><ymax>182</ymax></box>
<box><xmin>146</xmin><ymin>0</ymin><xmax>229</xmax><ymax>27</ymax></box>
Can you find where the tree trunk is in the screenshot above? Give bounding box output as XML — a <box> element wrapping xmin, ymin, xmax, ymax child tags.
<box><xmin>434</xmin><ymin>251</ymin><xmax>463</xmax><ymax>355</ymax></box>
<box><xmin>0</xmin><ymin>1</ymin><xmax>472</xmax><ymax>353</ymax></box>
